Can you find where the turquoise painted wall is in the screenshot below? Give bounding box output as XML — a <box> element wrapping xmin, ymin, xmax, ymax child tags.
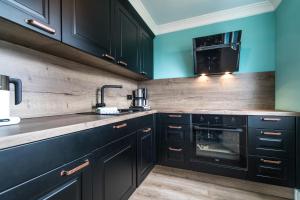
<box><xmin>154</xmin><ymin>13</ymin><xmax>276</xmax><ymax>79</ymax></box>
<box><xmin>275</xmin><ymin>0</ymin><xmax>300</xmax><ymax>112</ymax></box>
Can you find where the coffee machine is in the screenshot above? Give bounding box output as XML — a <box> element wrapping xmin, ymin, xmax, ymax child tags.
<box><xmin>0</xmin><ymin>74</ymin><xmax>22</xmax><ymax>126</ymax></box>
<box><xmin>131</xmin><ymin>88</ymin><xmax>150</xmax><ymax>110</ymax></box>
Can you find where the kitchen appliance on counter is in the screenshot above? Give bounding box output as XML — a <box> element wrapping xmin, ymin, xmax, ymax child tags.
<box><xmin>189</xmin><ymin>115</ymin><xmax>247</xmax><ymax>170</ymax></box>
<box><xmin>131</xmin><ymin>88</ymin><xmax>150</xmax><ymax>111</ymax></box>
<box><xmin>0</xmin><ymin>74</ymin><xmax>22</xmax><ymax>126</ymax></box>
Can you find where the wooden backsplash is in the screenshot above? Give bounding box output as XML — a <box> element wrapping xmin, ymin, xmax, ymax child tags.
<box><xmin>0</xmin><ymin>40</ymin><xmax>137</xmax><ymax>118</ymax></box>
<box><xmin>139</xmin><ymin>72</ymin><xmax>275</xmax><ymax>111</ymax></box>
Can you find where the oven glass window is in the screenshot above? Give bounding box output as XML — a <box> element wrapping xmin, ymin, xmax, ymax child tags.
<box><xmin>195</xmin><ymin>129</ymin><xmax>240</xmax><ymax>161</ymax></box>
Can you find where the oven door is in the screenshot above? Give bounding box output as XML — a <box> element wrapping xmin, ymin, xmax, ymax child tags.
<box><xmin>190</xmin><ymin>125</ymin><xmax>247</xmax><ymax>169</ymax></box>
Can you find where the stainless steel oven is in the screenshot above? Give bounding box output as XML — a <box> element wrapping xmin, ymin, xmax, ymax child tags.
<box><xmin>189</xmin><ymin>115</ymin><xmax>247</xmax><ymax>169</ymax></box>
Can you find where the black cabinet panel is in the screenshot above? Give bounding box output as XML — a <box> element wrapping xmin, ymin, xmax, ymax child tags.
<box><xmin>248</xmin><ymin>116</ymin><xmax>296</xmax><ymax>130</ymax></box>
<box><xmin>161</xmin><ymin>113</ymin><xmax>191</xmax><ymax>124</ymax></box>
<box><xmin>0</xmin><ymin>0</ymin><xmax>61</xmax><ymax>40</ymax></box>
<box><xmin>92</xmin><ymin>133</ymin><xmax>137</xmax><ymax>200</ymax></box>
<box><xmin>137</xmin><ymin>126</ymin><xmax>154</xmax><ymax>185</ymax></box>
<box><xmin>113</xmin><ymin>0</ymin><xmax>139</xmax><ymax>72</ymax></box>
<box><xmin>0</xmin><ymin>155</ymin><xmax>92</xmax><ymax>200</ymax></box>
<box><xmin>62</xmin><ymin>0</ymin><xmax>112</xmax><ymax>57</ymax></box>
<box><xmin>139</xmin><ymin>29</ymin><xmax>153</xmax><ymax>79</ymax></box>
<box><xmin>248</xmin><ymin>155</ymin><xmax>295</xmax><ymax>187</ymax></box>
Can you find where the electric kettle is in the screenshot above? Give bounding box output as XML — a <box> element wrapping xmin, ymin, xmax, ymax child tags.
<box><xmin>0</xmin><ymin>74</ymin><xmax>22</xmax><ymax>126</ymax></box>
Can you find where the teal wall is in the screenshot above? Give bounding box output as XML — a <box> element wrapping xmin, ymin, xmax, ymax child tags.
<box><xmin>154</xmin><ymin>13</ymin><xmax>276</xmax><ymax>79</ymax></box>
<box><xmin>275</xmin><ymin>0</ymin><xmax>300</xmax><ymax>111</ymax></box>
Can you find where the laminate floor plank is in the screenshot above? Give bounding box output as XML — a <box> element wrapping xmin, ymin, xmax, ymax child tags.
<box><xmin>130</xmin><ymin>166</ymin><xmax>291</xmax><ymax>200</ymax></box>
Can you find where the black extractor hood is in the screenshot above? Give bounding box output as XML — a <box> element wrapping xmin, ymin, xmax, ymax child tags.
<box><xmin>193</xmin><ymin>30</ymin><xmax>242</xmax><ymax>75</ymax></box>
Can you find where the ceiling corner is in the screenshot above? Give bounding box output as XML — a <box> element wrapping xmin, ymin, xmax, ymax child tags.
<box><xmin>128</xmin><ymin>0</ymin><xmax>159</xmax><ymax>35</ymax></box>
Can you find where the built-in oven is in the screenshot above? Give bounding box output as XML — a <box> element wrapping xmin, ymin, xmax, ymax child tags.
<box><xmin>189</xmin><ymin>115</ymin><xmax>247</xmax><ymax>170</ymax></box>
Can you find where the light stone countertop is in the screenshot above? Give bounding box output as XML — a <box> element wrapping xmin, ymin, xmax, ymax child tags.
<box><xmin>0</xmin><ymin>109</ymin><xmax>299</xmax><ymax>150</ymax></box>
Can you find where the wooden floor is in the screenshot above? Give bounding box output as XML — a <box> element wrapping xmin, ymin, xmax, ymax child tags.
<box><xmin>130</xmin><ymin>166</ymin><xmax>293</xmax><ymax>200</ymax></box>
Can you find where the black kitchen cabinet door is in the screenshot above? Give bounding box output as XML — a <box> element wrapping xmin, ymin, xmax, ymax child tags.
<box><xmin>62</xmin><ymin>0</ymin><xmax>112</xmax><ymax>58</ymax></box>
<box><xmin>137</xmin><ymin>126</ymin><xmax>154</xmax><ymax>185</ymax></box>
<box><xmin>92</xmin><ymin>133</ymin><xmax>137</xmax><ymax>200</ymax></box>
<box><xmin>113</xmin><ymin>0</ymin><xmax>139</xmax><ymax>72</ymax></box>
<box><xmin>0</xmin><ymin>0</ymin><xmax>61</xmax><ymax>40</ymax></box>
<box><xmin>0</xmin><ymin>156</ymin><xmax>93</xmax><ymax>200</ymax></box>
<box><xmin>139</xmin><ymin>29</ymin><xmax>154</xmax><ymax>79</ymax></box>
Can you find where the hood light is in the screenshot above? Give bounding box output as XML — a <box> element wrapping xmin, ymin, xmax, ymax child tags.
<box><xmin>224</xmin><ymin>72</ymin><xmax>232</xmax><ymax>75</ymax></box>
<box><xmin>201</xmin><ymin>73</ymin><xmax>206</xmax><ymax>76</ymax></box>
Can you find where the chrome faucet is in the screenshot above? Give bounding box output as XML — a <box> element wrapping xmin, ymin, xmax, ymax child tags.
<box><xmin>96</xmin><ymin>85</ymin><xmax>123</xmax><ymax>107</ymax></box>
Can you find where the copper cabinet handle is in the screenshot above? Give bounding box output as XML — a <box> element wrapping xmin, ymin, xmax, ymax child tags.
<box><xmin>60</xmin><ymin>160</ymin><xmax>90</xmax><ymax>176</ymax></box>
<box><xmin>143</xmin><ymin>128</ymin><xmax>152</xmax><ymax>133</ymax></box>
<box><xmin>168</xmin><ymin>147</ymin><xmax>183</xmax><ymax>152</ymax></box>
<box><xmin>113</xmin><ymin>123</ymin><xmax>127</xmax><ymax>129</ymax></box>
<box><xmin>261</xmin><ymin>117</ymin><xmax>281</xmax><ymax>122</ymax></box>
<box><xmin>260</xmin><ymin>159</ymin><xmax>282</xmax><ymax>165</ymax></box>
<box><xmin>168</xmin><ymin>125</ymin><xmax>182</xmax><ymax>129</ymax></box>
<box><xmin>25</xmin><ymin>19</ymin><xmax>55</xmax><ymax>34</ymax></box>
<box><xmin>260</xmin><ymin>131</ymin><xmax>282</xmax><ymax>136</ymax></box>
<box><xmin>117</xmin><ymin>61</ymin><xmax>128</xmax><ymax>67</ymax></box>
<box><xmin>102</xmin><ymin>54</ymin><xmax>116</xmax><ymax>62</ymax></box>
<box><xmin>168</xmin><ymin>114</ymin><xmax>182</xmax><ymax>118</ymax></box>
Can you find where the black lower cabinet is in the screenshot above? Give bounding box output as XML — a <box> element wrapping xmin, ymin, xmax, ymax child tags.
<box><xmin>92</xmin><ymin>133</ymin><xmax>137</xmax><ymax>200</ymax></box>
<box><xmin>0</xmin><ymin>155</ymin><xmax>92</xmax><ymax>200</ymax></box>
<box><xmin>137</xmin><ymin>125</ymin><xmax>155</xmax><ymax>186</ymax></box>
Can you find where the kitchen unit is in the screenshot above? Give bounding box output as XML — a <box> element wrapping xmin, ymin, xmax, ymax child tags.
<box><xmin>0</xmin><ymin>0</ymin><xmax>299</xmax><ymax>200</ymax></box>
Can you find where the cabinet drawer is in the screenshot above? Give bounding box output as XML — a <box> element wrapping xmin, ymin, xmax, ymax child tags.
<box><xmin>0</xmin><ymin>128</ymin><xmax>100</xmax><ymax>194</ymax></box>
<box><xmin>248</xmin><ymin>116</ymin><xmax>295</xmax><ymax>130</ymax></box>
<box><xmin>165</xmin><ymin>146</ymin><xmax>185</xmax><ymax>162</ymax></box>
<box><xmin>0</xmin><ymin>155</ymin><xmax>92</xmax><ymax>200</ymax></box>
<box><xmin>161</xmin><ymin>113</ymin><xmax>191</xmax><ymax>124</ymax></box>
<box><xmin>248</xmin><ymin>156</ymin><xmax>295</xmax><ymax>187</ymax></box>
<box><xmin>136</xmin><ymin>114</ymin><xmax>154</xmax><ymax>130</ymax></box>
<box><xmin>248</xmin><ymin>128</ymin><xmax>294</xmax><ymax>158</ymax></box>
<box><xmin>109</xmin><ymin>119</ymin><xmax>137</xmax><ymax>137</ymax></box>
<box><xmin>164</xmin><ymin>124</ymin><xmax>188</xmax><ymax>142</ymax></box>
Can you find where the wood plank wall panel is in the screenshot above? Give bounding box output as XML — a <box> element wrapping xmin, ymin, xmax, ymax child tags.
<box><xmin>139</xmin><ymin>72</ymin><xmax>275</xmax><ymax>111</ymax></box>
<box><xmin>0</xmin><ymin>40</ymin><xmax>137</xmax><ymax>118</ymax></box>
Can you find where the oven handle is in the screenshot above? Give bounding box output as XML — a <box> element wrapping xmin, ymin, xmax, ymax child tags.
<box><xmin>193</xmin><ymin>126</ymin><xmax>244</xmax><ymax>133</ymax></box>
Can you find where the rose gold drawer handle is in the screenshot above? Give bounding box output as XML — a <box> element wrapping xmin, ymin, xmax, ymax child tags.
<box><xmin>168</xmin><ymin>115</ymin><xmax>182</xmax><ymax>118</ymax></box>
<box><xmin>261</xmin><ymin>117</ymin><xmax>281</xmax><ymax>122</ymax></box>
<box><xmin>113</xmin><ymin>123</ymin><xmax>127</xmax><ymax>129</ymax></box>
<box><xmin>60</xmin><ymin>160</ymin><xmax>90</xmax><ymax>176</ymax></box>
<box><xmin>260</xmin><ymin>159</ymin><xmax>282</xmax><ymax>165</ymax></box>
<box><xmin>143</xmin><ymin>128</ymin><xmax>152</xmax><ymax>133</ymax></box>
<box><xmin>168</xmin><ymin>147</ymin><xmax>183</xmax><ymax>152</ymax></box>
<box><xmin>261</xmin><ymin>131</ymin><xmax>282</xmax><ymax>136</ymax></box>
<box><xmin>25</xmin><ymin>19</ymin><xmax>56</xmax><ymax>34</ymax></box>
<box><xmin>168</xmin><ymin>125</ymin><xmax>182</xmax><ymax>129</ymax></box>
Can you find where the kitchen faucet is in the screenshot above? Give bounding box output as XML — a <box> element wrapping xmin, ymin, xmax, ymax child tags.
<box><xmin>96</xmin><ymin>85</ymin><xmax>123</xmax><ymax>107</ymax></box>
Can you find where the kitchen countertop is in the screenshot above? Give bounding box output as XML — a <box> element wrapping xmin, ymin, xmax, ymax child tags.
<box><xmin>0</xmin><ymin>110</ymin><xmax>157</xmax><ymax>150</ymax></box>
<box><xmin>0</xmin><ymin>109</ymin><xmax>299</xmax><ymax>150</ymax></box>
<box><xmin>158</xmin><ymin>109</ymin><xmax>300</xmax><ymax>117</ymax></box>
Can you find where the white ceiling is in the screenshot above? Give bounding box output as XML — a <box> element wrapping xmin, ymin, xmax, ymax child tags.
<box><xmin>129</xmin><ymin>0</ymin><xmax>282</xmax><ymax>35</ymax></box>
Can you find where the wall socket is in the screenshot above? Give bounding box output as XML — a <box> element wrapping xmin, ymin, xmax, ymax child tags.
<box><xmin>127</xmin><ymin>95</ymin><xmax>133</xmax><ymax>100</ymax></box>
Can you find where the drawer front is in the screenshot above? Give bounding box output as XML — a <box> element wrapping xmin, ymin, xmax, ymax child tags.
<box><xmin>248</xmin><ymin>128</ymin><xmax>294</xmax><ymax>158</ymax></box>
<box><xmin>136</xmin><ymin>114</ymin><xmax>154</xmax><ymax>130</ymax></box>
<box><xmin>166</xmin><ymin>146</ymin><xmax>185</xmax><ymax>162</ymax></box>
<box><xmin>109</xmin><ymin>119</ymin><xmax>137</xmax><ymax>137</ymax></box>
<box><xmin>164</xmin><ymin>124</ymin><xmax>188</xmax><ymax>143</ymax></box>
<box><xmin>161</xmin><ymin>113</ymin><xmax>191</xmax><ymax>124</ymax></box>
<box><xmin>0</xmin><ymin>155</ymin><xmax>92</xmax><ymax>200</ymax></box>
<box><xmin>248</xmin><ymin>116</ymin><xmax>296</xmax><ymax>130</ymax></box>
<box><xmin>0</xmin><ymin>128</ymin><xmax>99</xmax><ymax>194</ymax></box>
<box><xmin>248</xmin><ymin>156</ymin><xmax>295</xmax><ymax>187</ymax></box>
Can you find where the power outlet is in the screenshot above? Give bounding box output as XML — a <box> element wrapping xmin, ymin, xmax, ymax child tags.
<box><xmin>127</xmin><ymin>95</ymin><xmax>133</xmax><ymax>100</ymax></box>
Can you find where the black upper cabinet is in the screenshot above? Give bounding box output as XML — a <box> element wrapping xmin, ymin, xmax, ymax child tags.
<box><xmin>139</xmin><ymin>29</ymin><xmax>154</xmax><ymax>79</ymax></box>
<box><xmin>62</xmin><ymin>0</ymin><xmax>112</xmax><ymax>58</ymax></box>
<box><xmin>0</xmin><ymin>0</ymin><xmax>61</xmax><ymax>40</ymax></box>
<box><xmin>113</xmin><ymin>0</ymin><xmax>140</xmax><ymax>72</ymax></box>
